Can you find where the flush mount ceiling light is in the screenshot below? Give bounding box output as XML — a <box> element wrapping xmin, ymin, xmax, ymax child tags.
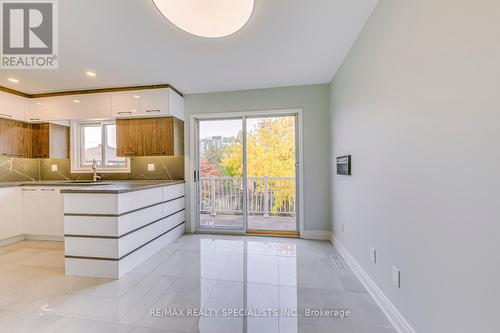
<box><xmin>152</xmin><ymin>0</ymin><xmax>254</xmax><ymax>38</ymax></box>
<box><xmin>7</xmin><ymin>78</ymin><xmax>19</xmax><ymax>83</ymax></box>
<box><xmin>86</xmin><ymin>71</ymin><xmax>97</xmax><ymax>77</ymax></box>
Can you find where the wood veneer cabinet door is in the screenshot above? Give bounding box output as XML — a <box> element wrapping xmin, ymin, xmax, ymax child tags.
<box><xmin>30</xmin><ymin>123</ymin><xmax>69</xmax><ymax>159</ymax></box>
<box><xmin>116</xmin><ymin>117</ymin><xmax>184</xmax><ymax>157</ymax></box>
<box><xmin>48</xmin><ymin>124</ymin><xmax>70</xmax><ymax>159</ymax></box>
<box><xmin>30</xmin><ymin>123</ymin><xmax>49</xmax><ymax>158</ymax></box>
<box><xmin>116</xmin><ymin>118</ymin><xmax>141</xmax><ymax>156</ymax></box>
<box><xmin>0</xmin><ymin>118</ymin><xmax>31</xmax><ymax>158</ymax></box>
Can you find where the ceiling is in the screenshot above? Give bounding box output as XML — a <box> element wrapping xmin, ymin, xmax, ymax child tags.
<box><xmin>0</xmin><ymin>0</ymin><xmax>378</xmax><ymax>95</ymax></box>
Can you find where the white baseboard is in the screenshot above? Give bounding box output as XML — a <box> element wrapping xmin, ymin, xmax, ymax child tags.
<box><xmin>26</xmin><ymin>234</ymin><xmax>64</xmax><ymax>242</ymax></box>
<box><xmin>0</xmin><ymin>234</ymin><xmax>25</xmax><ymax>247</ymax></box>
<box><xmin>301</xmin><ymin>230</ymin><xmax>331</xmax><ymax>240</ymax></box>
<box><xmin>331</xmin><ymin>233</ymin><xmax>415</xmax><ymax>333</ymax></box>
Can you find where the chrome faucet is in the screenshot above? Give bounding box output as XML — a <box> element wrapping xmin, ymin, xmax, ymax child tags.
<box><xmin>92</xmin><ymin>159</ymin><xmax>102</xmax><ymax>182</ymax></box>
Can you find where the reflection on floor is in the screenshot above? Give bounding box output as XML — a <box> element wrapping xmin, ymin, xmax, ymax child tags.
<box><xmin>200</xmin><ymin>214</ymin><xmax>296</xmax><ymax>231</ymax></box>
<box><xmin>0</xmin><ymin>235</ymin><xmax>396</xmax><ymax>333</ymax></box>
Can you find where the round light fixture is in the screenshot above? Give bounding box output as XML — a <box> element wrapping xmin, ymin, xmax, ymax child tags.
<box><xmin>152</xmin><ymin>0</ymin><xmax>254</xmax><ymax>38</ymax></box>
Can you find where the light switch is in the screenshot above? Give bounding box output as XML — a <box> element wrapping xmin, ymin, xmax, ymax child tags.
<box><xmin>51</xmin><ymin>164</ymin><xmax>58</xmax><ymax>172</ymax></box>
<box><xmin>392</xmin><ymin>266</ymin><xmax>401</xmax><ymax>288</ymax></box>
<box><xmin>147</xmin><ymin>164</ymin><xmax>155</xmax><ymax>171</ymax></box>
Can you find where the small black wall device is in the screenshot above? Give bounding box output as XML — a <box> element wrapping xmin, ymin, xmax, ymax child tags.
<box><xmin>336</xmin><ymin>155</ymin><xmax>351</xmax><ymax>175</ymax></box>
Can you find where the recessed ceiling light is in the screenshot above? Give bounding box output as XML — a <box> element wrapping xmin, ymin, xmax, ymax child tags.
<box><xmin>86</xmin><ymin>71</ymin><xmax>96</xmax><ymax>77</ymax></box>
<box><xmin>133</xmin><ymin>95</ymin><xmax>140</xmax><ymax>99</ymax></box>
<box><xmin>8</xmin><ymin>78</ymin><xmax>19</xmax><ymax>83</ymax></box>
<box><xmin>152</xmin><ymin>0</ymin><xmax>254</xmax><ymax>38</ymax></box>
<box><xmin>73</xmin><ymin>99</ymin><xmax>81</xmax><ymax>103</ymax></box>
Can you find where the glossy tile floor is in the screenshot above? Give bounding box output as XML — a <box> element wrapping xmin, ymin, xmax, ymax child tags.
<box><xmin>0</xmin><ymin>235</ymin><xmax>396</xmax><ymax>333</ymax></box>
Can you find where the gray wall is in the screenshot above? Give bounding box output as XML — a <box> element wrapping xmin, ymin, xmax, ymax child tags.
<box><xmin>185</xmin><ymin>84</ymin><xmax>331</xmax><ymax>234</ymax></box>
<box><xmin>330</xmin><ymin>0</ymin><xmax>500</xmax><ymax>332</ymax></box>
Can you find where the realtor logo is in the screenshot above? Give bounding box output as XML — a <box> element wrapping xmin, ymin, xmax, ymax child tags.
<box><xmin>1</xmin><ymin>0</ymin><xmax>58</xmax><ymax>69</ymax></box>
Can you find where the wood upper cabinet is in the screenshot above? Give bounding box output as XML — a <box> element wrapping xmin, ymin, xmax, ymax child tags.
<box><xmin>30</xmin><ymin>123</ymin><xmax>69</xmax><ymax>159</ymax></box>
<box><xmin>0</xmin><ymin>118</ymin><xmax>31</xmax><ymax>158</ymax></box>
<box><xmin>116</xmin><ymin>116</ymin><xmax>184</xmax><ymax>157</ymax></box>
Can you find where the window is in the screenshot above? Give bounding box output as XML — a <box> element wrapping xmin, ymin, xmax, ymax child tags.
<box><xmin>71</xmin><ymin>121</ymin><xmax>130</xmax><ymax>173</ymax></box>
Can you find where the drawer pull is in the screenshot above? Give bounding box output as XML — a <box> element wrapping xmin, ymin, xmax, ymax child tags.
<box><xmin>2</xmin><ymin>153</ymin><xmax>23</xmax><ymax>157</ymax></box>
<box><xmin>0</xmin><ymin>113</ymin><xmax>13</xmax><ymax>118</ymax></box>
<box><xmin>146</xmin><ymin>109</ymin><xmax>161</xmax><ymax>113</ymax></box>
<box><xmin>21</xmin><ymin>189</ymin><xmax>36</xmax><ymax>191</ymax></box>
<box><xmin>117</xmin><ymin>111</ymin><xmax>132</xmax><ymax>115</ymax></box>
<box><xmin>123</xmin><ymin>151</ymin><xmax>137</xmax><ymax>155</ymax></box>
<box><xmin>40</xmin><ymin>188</ymin><xmax>56</xmax><ymax>192</ymax></box>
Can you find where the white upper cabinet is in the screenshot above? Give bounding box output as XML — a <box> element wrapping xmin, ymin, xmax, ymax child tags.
<box><xmin>70</xmin><ymin>93</ymin><xmax>112</xmax><ymax>120</ymax></box>
<box><xmin>3</xmin><ymin>87</ymin><xmax>183</xmax><ymax>123</ymax></box>
<box><xmin>0</xmin><ymin>91</ymin><xmax>26</xmax><ymax>121</ymax></box>
<box><xmin>111</xmin><ymin>90</ymin><xmax>141</xmax><ymax>118</ymax></box>
<box><xmin>139</xmin><ymin>88</ymin><xmax>184</xmax><ymax>120</ymax></box>
<box><xmin>27</xmin><ymin>93</ymin><xmax>112</xmax><ymax>122</ymax></box>
<box><xmin>26</xmin><ymin>99</ymin><xmax>44</xmax><ymax>122</ymax></box>
<box><xmin>113</xmin><ymin>88</ymin><xmax>184</xmax><ymax>120</ymax></box>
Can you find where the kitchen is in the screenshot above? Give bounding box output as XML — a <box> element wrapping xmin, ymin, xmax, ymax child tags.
<box><xmin>0</xmin><ymin>85</ymin><xmax>186</xmax><ymax>278</ymax></box>
<box><xmin>2</xmin><ymin>0</ymin><xmax>483</xmax><ymax>331</ymax></box>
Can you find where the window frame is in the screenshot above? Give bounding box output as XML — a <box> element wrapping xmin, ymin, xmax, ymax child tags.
<box><xmin>71</xmin><ymin>121</ymin><xmax>131</xmax><ymax>173</ymax></box>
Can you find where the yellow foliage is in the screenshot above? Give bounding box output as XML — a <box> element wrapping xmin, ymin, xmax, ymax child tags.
<box><xmin>221</xmin><ymin>117</ymin><xmax>296</xmax><ymax>214</ymax></box>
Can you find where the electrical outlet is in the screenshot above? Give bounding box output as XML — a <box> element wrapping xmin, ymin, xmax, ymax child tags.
<box><xmin>392</xmin><ymin>266</ymin><xmax>401</xmax><ymax>288</ymax></box>
<box><xmin>147</xmin><ymin>164</ymin><xmax>155</xmax><ymax>171</ymax></box>
<box><xmin>370</xmin><ymin>247</ymin><xmax>376</xmax><ymax>264</ymax></box>
<box><xmin>51</xmin><ymin>164</ymin><xmax>58</xmax><ymax>172</ymax></box>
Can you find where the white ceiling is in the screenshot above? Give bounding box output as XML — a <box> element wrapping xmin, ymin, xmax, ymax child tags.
<box><xmin>0</xmin><ymin>0</ymin><xmax>378</xmax><ymax>95</ymax></box>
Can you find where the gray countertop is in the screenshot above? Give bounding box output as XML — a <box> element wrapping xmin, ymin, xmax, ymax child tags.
<box><xmin>0</xmin><ymin>180</ymin><xmax>185</xmax><ymax>194</ymax></box>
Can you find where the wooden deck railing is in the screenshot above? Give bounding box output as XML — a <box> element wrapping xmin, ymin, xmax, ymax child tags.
<box><xmin>200</xmin><ymin>176</ymin><xmax>295</xmax><ymax>216</ymax></box>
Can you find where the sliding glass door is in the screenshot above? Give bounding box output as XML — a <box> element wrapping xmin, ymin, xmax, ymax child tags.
<box><xmin>197</xmin><ymin>118</ymin><xmax>245</xmax><ymax>231</ymax></box>
<box><xmin>195</xmin><ymin>114</ymin><xmax>298</xmax><ymax>234</ymax></box>
<box><xmin>245</xmin><ymin>116</ymin><xmax>297</xmax><ymax>233</ymax></box>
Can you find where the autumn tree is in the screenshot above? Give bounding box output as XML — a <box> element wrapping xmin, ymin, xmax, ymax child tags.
<box><xmin>221</xmin><ymin>117</ymin><xmax>296</xmax><ymax>214</ymax></box>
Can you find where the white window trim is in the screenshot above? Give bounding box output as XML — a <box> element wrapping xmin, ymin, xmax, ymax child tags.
<box><xmin>70</xmin><ymin>121</ymin><xmax>131</xmax><ymax>173</ymax></box>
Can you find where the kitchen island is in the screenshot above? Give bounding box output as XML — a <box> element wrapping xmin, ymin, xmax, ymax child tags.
<box><xmin>61</xmin><ymin>180</ymin><xmax>185</xmax><ymax>278</ymax></box>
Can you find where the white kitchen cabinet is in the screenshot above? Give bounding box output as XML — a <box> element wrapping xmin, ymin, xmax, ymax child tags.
<box><xmin>26</xmin><ymin>93</ymin><xmax>112</xmax><ymax>122</ymax></box>
<box><xmin>72</xmin><ymin>93</ymin><xmax>112</xmax><ymax>120</ymax></box>
<box><xmin>138</xmin><ymin>88</ymin><xmax>184</xmax><ymax>120</ymax></box>
<box><xmin>22</xmin><ymin>187</ymin><xmax>63</xmax><ymax>238</ymax></box>
<box><xmin>31</xmin><ymin>96</ymin><xmax>72</xmax><ymax>121</ymax></box>
<box><xmin>37</xmin><ymin>188</ymin><xmax>63</xmax><ymax>236</ymax></box>
<box><xmin>15</xmin><ymin>88</ymin><xmax>183</xmax><ymax>123</ymax></box>
<box><xmin>111</xmin><ymin>91</ymin><xmax>141</xmax><ymax>118</ymax></box>
<box><xmin>26</xmin><ymin>99</ymin><xmax>44</xmax><ymax>122</ymax></box>
<box><xmin>22</xmin><ymin>188</ymin><xmax>39</xmax><ymax>234</ymax></box>
<box><xmin>0</xmin><ymin>188</ymin><xmax>23</xmax><ymax>240</ymax></box>
<box><xmin>0</xmin><ymin>91</ymin><xmax>26</xmax><ymax>121</ymax></box>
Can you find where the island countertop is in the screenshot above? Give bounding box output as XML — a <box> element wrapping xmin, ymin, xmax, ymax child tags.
<box><xmin>0</xmin><ymin>180</ymin><xmax>185</xmax><ymax>194</ymax></box>
<box><xmin>59</xmin><ymin>180</ymin><xmax>185</xmax><ymax>194</ymax></box>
